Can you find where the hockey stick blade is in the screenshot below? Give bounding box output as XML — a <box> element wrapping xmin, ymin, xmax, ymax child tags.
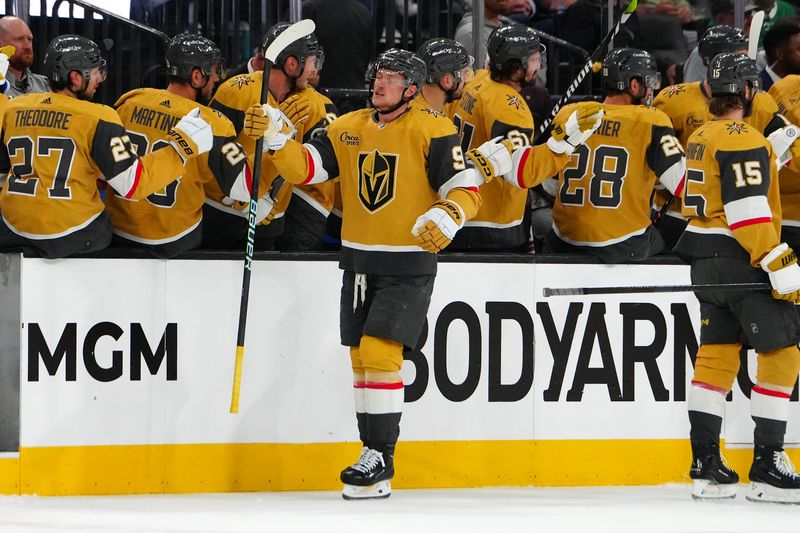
<box><xmin>535</xmin><ymin>0</ymin><xmax>637</xmax><ymax>140</ymax></box>
<box><xmin>543</xmin><ymin>282</ymin><xmax>770</xmax><ymax>297</ymax></box>
<box><xmin>748</xmin><ymin>10</ymin><xmax>765</xmax><ymax>60</ymax></box>
<box><xmin>264</xmin><ymin>19</ymin><xmax>315</xmax><ymax>63</ymax></box>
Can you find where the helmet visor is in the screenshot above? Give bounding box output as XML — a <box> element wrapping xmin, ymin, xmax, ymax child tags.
<box><xmin>641</xmin><ymin>71</ymin><xmax>661</xmax><ymax>90</ymax></box>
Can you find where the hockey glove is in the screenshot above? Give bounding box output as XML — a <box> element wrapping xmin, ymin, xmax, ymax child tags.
<box><xmin>168</xmin><ymin>107</ymin><xmax>213</xmax><ymax>161</ymax></box>
<box><xmin>243</xmin><ymin>104</ymin><xmax>295</xmax><ymax>151</ymax></box>
<box><xmin>222</xmin><ymin>195</ymin><xmax>277</xmax><ymax>225</ymax></box>
<box><xmin>767</xmin><ymin>124</ymin><xmax>799</xmax><ymax>167</ymax></box>
<box><xmin>465</xmin><ymin>136</ymin><xmax>514</xmax><ymax>183</ymax></box>
<box><xmin>547</xmin><ymin>102</ymin><xmax>603</xmax><ymax>155</ymax></box>
<box><xmin>412</xmin><ymin>199</ymin><xmax>465</xmax><ymax>253</ymax></box>
<box><xmin>0</xmin><ymin>45</ymin><xmax>13</xmax><ymax>94</ymax></box>
<box><xmin>279</xmin><ymin>93</ymin><xmax>311</xmax><ymax>128</ymax></box>
<box><xmin>761</xmin><ymin>243</ymin><xmax>800</xmax><ymax>303</ymax></box>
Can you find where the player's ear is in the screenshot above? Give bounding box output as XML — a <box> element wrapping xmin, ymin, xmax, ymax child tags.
<box><xmin>404</xmin><ymin>83</ymin><xmax>418</xmax><ymax>99</ymax></box>
<box><xmin>191</xmin><ymin>67</ymin><xmax>205</xmax><ymax>87</ymax></box>
<box><xmin>68</xmin><ymin>70</ymin><xmax>82</xmax><ymax>90</ymax></box>
<box><xmin>285</xmin><ymin>56</ymin><xmax>300</xmax><ymax>76</ymax></box>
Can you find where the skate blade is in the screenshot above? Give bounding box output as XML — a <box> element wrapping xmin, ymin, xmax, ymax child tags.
<box><xmin>691</xmin><ymin>479</ymin><xmax>737</xmax><ymax>500</ymax></box>
<box><xmin>342</xmin><ymin>480</ymin><xmax>391</xmax><ymax>500</ymax></box>
<box><xmin>746</xmin><ymin>482</ymin><xmax>800</xmax><ymax>504</ymax></box>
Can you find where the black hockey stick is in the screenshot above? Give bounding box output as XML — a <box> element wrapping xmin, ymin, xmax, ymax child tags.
<box><xmin>534</xmin><ymin>0</ymin><xmax>638</xmax><ymax>142</ymax></box>
<box><xmin>543</xmin><ymin>282</ymin><xmax>770</xmax><ymax>297</ymax></box>
<box><xmin>230</xmin><ymin>19</ymin><xmax>316</xmax><ymax>414</ymax></box>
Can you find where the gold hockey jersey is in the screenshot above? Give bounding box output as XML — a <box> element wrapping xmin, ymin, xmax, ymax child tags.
<box><xmin>652</xmin><ymin>82</ymin><xmax>784</xmax><ymax>216</ymax></box>
<box><xmin>675</xmin><ymin>120</ymin><xmax>781</xmax><ymax>266</ymax></box>
<box><xmin>0</xmin><ymin>92</ymin><xmax>187</xmax><ymax>239</ymax></box>
<box><xmin>268</xmin><ymin>106</ymin><xmax>481</xmax><ymax>275</ymax></box>
<box><xmin>551</xmin><ymin>103</ymin><xmax>685</xmax><ymax>248</ymax></box>
<box><xmin>209</xmin><ymin>72</ymin><xmax>326</xmax><ymax>223</ymax></box>
<box><xmin>768</xmin><ymin>75</ymin><xmax>800</xmax><ymax>238</ymax></box>
<box><xmin>447</xmin><ymin>73</ymin><xmax>546</xmax><ymax>249</ymax></box>
<box><xmin>108</xmin><ymin>88</ymin><xmax>250</xmax><ymax>245</ymax></box>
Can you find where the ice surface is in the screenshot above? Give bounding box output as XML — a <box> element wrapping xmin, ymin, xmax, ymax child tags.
<box><xmin>0</xmin><ymin>484</ymin><xmax>796</xmax><ymax>533</ymax></box>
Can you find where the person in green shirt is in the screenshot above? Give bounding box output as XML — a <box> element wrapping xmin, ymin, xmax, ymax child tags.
<box><xmin>756</xmin><ymin>0</ymin><xmax>798</xmax><ymax>47</ymax></box>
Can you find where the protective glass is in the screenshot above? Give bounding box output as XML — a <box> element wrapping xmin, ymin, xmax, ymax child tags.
<box><xmin>206</xmin><ymin>61</ymin><xmax>226</xmax><ymax>79</ymax></box>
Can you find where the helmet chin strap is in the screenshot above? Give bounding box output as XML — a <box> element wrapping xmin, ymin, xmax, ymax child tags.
<box><xmin>370</xmin><ymin>82</ymin><xmax>413</xmax><ymax>115</ymax></box>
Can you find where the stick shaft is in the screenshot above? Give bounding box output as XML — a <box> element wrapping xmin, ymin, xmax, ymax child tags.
<box><xmin>535</xmin><ymin>0</ymin><xmax>637</xmax><ymax>141</ymax></box>
<box><xmin>543</xmin><ymin>282</ymin><xmax>771</xmax><ymax>297</ymax></box>
<box><xmin>229</xmin><ymin>19</ymin><xmax>315</xmax><ymax>414</ymax></box>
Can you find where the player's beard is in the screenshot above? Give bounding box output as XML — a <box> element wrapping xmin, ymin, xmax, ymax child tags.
<box><xmin>743</xmin><ymin>94</ymin><xmax>755</xmax><ymax>117</ymax></box>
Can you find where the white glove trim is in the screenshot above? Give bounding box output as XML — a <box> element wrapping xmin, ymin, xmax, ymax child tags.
<box><xmin>412</xmin><ymin>202</ymin><xmax>465</xmax><ymax>240</ymax></box>
<box><xmin>438</xmin><ymin>167</ymin><xmax>483</xmax><ymax>198</ymax></box>
<box><xmin>761</xmin><ymin>242</ymin><xmax>800</xmax><ymax>294</ymax></box>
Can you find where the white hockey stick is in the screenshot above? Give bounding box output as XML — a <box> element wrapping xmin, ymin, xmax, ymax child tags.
<box><xmin>230</xmin><ymin>18</ymin><xmax>316</xmax><ymax>415</ymax></box>
<box><xmin>748</xmin><ymin>10</ymin><xmax>765</xmax><ymax>60</ymax></box>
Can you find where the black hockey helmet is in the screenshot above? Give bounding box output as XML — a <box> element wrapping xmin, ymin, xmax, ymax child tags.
<box><xmin>43</xmin><ymin>34</ymin><xmax>107</xmax><ymax>83</ymax></box>
<box><xmin>165</xmin><ymin>33</ymin><xmax>224</xmax><ymax>80</ymax></box>
<box><xmin>602</xmin><ymin>47</ymin><xmax>661</xmax><ymax>91</ymax></box>
<box><xmin>262</xmin><ymin>22</ymin><xmax>319</xmax><ymax>70</ymax></box>
<box><xmin>708</xmin><ymin>52</ymin><xmax>760</xmax><ymax>96</ymax></box>
<box><xmin>698</xmin><ymin>25</ymin><xmax>748</xmax><ymax>66</ymax></box>
<box><xmin>365</xmin><ymin>48</ymin><xmax>426</xmax><ymax>91</ymax></box>
<box><xmin>417</xmin><ymin>38</ymin><xmax>474</xmax><ymax>83</ymax></box>
<box><xmin>487</xmin><ymin>25</ymin><xmax>545</xmax><ymax>72</ymax></box>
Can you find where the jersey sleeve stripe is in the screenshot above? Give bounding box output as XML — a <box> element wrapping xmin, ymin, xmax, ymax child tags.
<box><xmin>437</xmin><ymin>168</ymin><xmax>483</xmax><ymax>199</ymax></box>
<box><xmin>107</xmin><ymin>159</ymin><xmax>143</xmax><ymax>199</ymax></box>
<box><xmin>516</xmin><ymin>147</ymin><xmax>532</xmax><ymax>188</ymax></box>
<box><xmin>302</xmin><ymin>143</ymin><xmax>329</xmax><ymax>185</ymax></box>
<box><xmin>724</xmin><ymin>195</ymin><xmax>772</xmax><ymax>229</ymax></box>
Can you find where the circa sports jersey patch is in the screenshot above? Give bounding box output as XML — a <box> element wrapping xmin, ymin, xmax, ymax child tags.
<box><xmin>357</xmin><ymin>149</ymin><xmax>398</xmax><ymax>212</ymax></box>
<box><xmin>726</xmin><ymin>122</ymin><xmax>746</xmax><ymax>134</ymax></box>
<box><xmin>506</xmin><ymin>95</ymin><xmax>523</xmax><ymax>110</ymax></box>
<box><xmin>231</xmin><ymin>75</ymin><xmax>255</xmax><ymax>90</ymax></box>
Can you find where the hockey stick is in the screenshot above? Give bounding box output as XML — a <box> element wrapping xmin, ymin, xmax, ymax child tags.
<box><xmin>229</xmin><ymin>19</ymin><xmax>316</xmax><ymax>414</ymax></box>
<box><xmin>534</xmin><ymin>0</ymin><xmax>638</xmax><ymax>141</ymax></box>
<box><xmin>748</xmin><ymin>10</ymin><xmax>765</xmax><ymax>60</ymax></box>
<box><xmin>542</xmin><ymin>282</ymin><xmax>770</xmax><ymax>297</ymax></box>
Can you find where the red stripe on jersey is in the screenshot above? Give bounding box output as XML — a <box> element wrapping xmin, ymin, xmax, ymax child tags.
<box><xmin>124</xmin><ymin>161</ymin><xmax>144</xmax><ymax>199</ymax></box>
<box><xmin>673</xmin><ymin>176</ymin><xmax>685</xmax><ymax>198</ymax></box>
<box><xmin>245</xmin><ymin>162</ymin><xmax>253</xmax><ymax>195</ymax></box>
<box><xmin>353</xmin><ymin>381</ymin><xmax>366</xmax><ymax>389</ymax></box>
<box><xmin>752</xmin><ymin>385</ymin><xmax>790</xmax><ymax>399</ymax></box>
<box><xmin>364</xmin><ymin>381</ymin><xmax>404</xmax><ymax>390</ymax></box>
<box><xmin>691</xmin><ymin>380</ymin><xmax>728</xmax><ymax>394</ymax></box>
<box><xmin>302</xmin><ymin>150</ymin><xmax>315</xmax><ymax>185</ymax></box>
<box><xmin>466</xmin><ymin>186</ymin><xmax>478</xmax><ymax>192</ymax></box>
<box><xmin>516</xmin><ymin>148</ymin><xmax>531</xmax><ymax>188</ymax></box>
<box><xmin>729</xmin><ymin>217</ymin><xmax>772</xmax><ymax>230</ymax></box>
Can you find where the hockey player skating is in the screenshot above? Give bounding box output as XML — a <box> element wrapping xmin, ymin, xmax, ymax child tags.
<box><xmin>675</xmin><ymin>52</ymin><xmax>800</xmax><ymax>503</ymax></box>
<box><xmin>107</xmin><ymin>34</ymin><xmax>254</xmax><ymax>257</ymax></box>
<box><xmin>0</xmin><ymin>35</ymin><xmax>212</xmax><ymax>258</ymax></box>
<box><xmin>536</xmin><ymin>48</ymin><xmax>685</xmax><ymax>262</ymax></box>
<box><xmin>653</xmin><ymin>25</ymin><xmax>799</xmax><ymax>249</ymax></box>
<box><xmin>241</xmin><ymin>48</ymin><xmax>513</xmax><ymax>499</ymax></box>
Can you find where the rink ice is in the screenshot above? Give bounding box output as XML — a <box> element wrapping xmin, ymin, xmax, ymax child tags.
<box><xmin>0</xmin><ymin>484</ymin><xmax>797</xmax><ymax>533</ymax></box>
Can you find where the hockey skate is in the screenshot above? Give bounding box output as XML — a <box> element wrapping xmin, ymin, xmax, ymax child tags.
<box><xmin>690</xmin><ymin>447</ymin><xmax>739</xmax><ymax>500</ymax></box>
<box><xmin>746</xmin><ymin>446</ymin><xmax>800</xmax><ymax>504</ymax></box>
<box><xmin>340</xmin><ymin>447</ymin><xmax>394</xmax><ymax>500</ymax></box>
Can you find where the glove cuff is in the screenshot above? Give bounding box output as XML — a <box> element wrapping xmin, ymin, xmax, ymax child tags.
<box><xmin>547</xmin><ymin>136</ymin><xmax>574</xmax><ymax>156</ymax></box>
<box><xmin>762</xmin><ymin>243</ymin><xmax>797</xmax><ymax>272</ymax></box>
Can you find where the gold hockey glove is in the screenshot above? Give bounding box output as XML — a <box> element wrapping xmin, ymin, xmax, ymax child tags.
<box><xmin>548</xmin><ymin>101</ymin><xmax>603</xmax><ymax>155</ymax></box>
<box><xmin>762</xmin><ymin>243</ymin><xmax>800</xmax><ymax>303</ymax></box>
<box><xmin>279</xmin><ymin>93</ymin><xmax>310</xmax><ymax>127</ymax></box>
<box><xmin>412</xmin><ymin>199</ymin><xmax>465</xmax><ymax>253</ymax></box>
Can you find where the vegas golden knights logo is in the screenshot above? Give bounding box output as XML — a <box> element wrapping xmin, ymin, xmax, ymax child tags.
<box><xmin>358</xmin><ymin>150</ymin><xmax>398</xmax><ymax>212</ymax></box>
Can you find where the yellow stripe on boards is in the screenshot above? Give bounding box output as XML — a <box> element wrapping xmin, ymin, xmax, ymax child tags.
<box><xmin>11</xmin><ymin>441</ymin><xmax>800</xmax><ymax>496</ymax></box>
<box><xmin>0</xmin><ymin>456</ymin><xmax>19</xmax><ymax>494</ymax></box>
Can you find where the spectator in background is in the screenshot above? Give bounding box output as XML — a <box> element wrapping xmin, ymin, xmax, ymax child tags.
<box><xmin>454</xmin><ymin>0</ymin><xmax>515</xmax><ymax>68</ymax></box>
<box><xmin>301</xmin><ymin>0</ymin><xmax>372</xmax><ymax>112</ymax></box>
<box><xmin>638</xmin><ymin>0</ymin><xmax>694</xmax><ymax>23</ymax></box>
<box><xmin>0</xmin><ymin>16</ymin><xmax>48</xmax><ymax>97</ymax></box>
<box><xmin>760</xmin><ymin>17</ymin><xmax>800</xmax><ymax>89</ymax></box>
<box><xmin>756</xmin><ymin>0</ymin><xmax>798</xmax><ymax>47</ymax></box>
<box><xmin>682</xmin><ymin>0</ymin><xmax>755</xmax><ymax>83</ymax></box>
